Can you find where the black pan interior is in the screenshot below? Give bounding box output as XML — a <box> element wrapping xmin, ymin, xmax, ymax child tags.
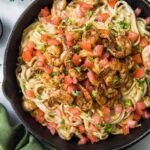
<box><xmin>2</xmin><ymin>0</ymin><xmax>150</xmax><ymax>150</ymax></box>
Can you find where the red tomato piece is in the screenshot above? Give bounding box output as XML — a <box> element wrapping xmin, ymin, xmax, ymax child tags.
<box><xmin>99</xmin><ymin>58</ymin><xmax>109</xmax><ymax>68</ymax></box>
<box><xmin>80</xmin><ymin>2</ymin><xmax>92</xmax><ymax>10</ymax></box>
<box><xmin>48</xmin><ymin>38</ymin><xmax>60</xmax><ymax>46</ymax></box>
<box><xmin>127</xmin><ymin>120</ymin><xmax>137</xmax><ymax>129</ymax></box>
<box><xmin>41</xmin><ymin>34</ymin><xmax>48</xmax><ymax>41</ymax></box>
<box><xmin>108</xmin><ymin>0</ymin><xmax>117</xmax><ymax>8</ymax></box>
<box><xmin>97</xmin><ymin>13</ymin><xmax>109</xmax><ymax>22</ymax></box>
<box><xmin>132</xmin><ymin>53</ymin><xmax>142</xmax><ymax>65</ymax></box>
<box><xmin>67</xmin><ymin>85</ymin><xmax>78</xmax><ymax>94</ymax></box>
<box><xmin>69</xmin><ymin>107</ymin><xmax>81</xmax><ymax>116</ymax></box>
<box><xmin>87</xmin><ymin>71</ymin><xmax>96</xmax><ymax>81</ymax></box>
<box><xmin>136</xmin><ymin>101</ymin><xmax>146</xmax><ymax>110</ymax></box>
<box><xmin>134</xmin><ymin>8</ymin><xmax>142</xmax><ymax>17</ymax></box>
<box><xmin>78</xmin><ymin>137</ymin><xmax>88</xmax><ymax>145</ymax></box>
<box><xmin>36</xmin><ymin>60</ymin><xmax>45</xmax><ymax>67</ymax></box>
<box><xmin>102</xmin><ymin>107</ymin><xmax>110</xmax><ymax>116</ymax></box>
<box><xmin>47</xmin><ymin>122</ymin><xmax>57</xmax><ymax>135</ymax></box>
<box><xmin>36</xmin><ymin>51</ymin><xmax>46</xmax><ymax>63</ymax></box>
<box><xmin>93</xmin><ymin>45</ymin><xmax>104</xmax><ymax>57</ymax></box>
<box><xmin>55</xmin><ymin>108</ymin><xmax>62</xmax><ymax>117</ymax></box>
<box><xmin>133</xmin><ymin>68</ymin><xmax>145</xmax><ymax>78</ymax></box>
<box><xmin>77</xmin><ymin>9</ymin><xmax>85</xmax><ymax>18</ymax></box>
<box><xmin>50</xmin><ymin>17</ymin><xmax>61</xmax><ymax>25</ymax></box>
<box><xmin>92</xmin><ymin>116</ymin><xmax>101</xmax><ymax>124</ymax></box>
<box><xmin>78</xmin><ymin>124</ymin><xmax>85</xmax><ymax>134</ymax></box>
<box><xmin>26</xmin><ymin>41</ymin><xmax>35</xmax><ymax>52</ymax></box>
<box><xmin>145</xmin><ymin>16</ymin><xmax>150</xmax><ymax>25</ymax></box>
<box><xmin>140</xmin><ymin>37</ymin><xmax>149</xmax><ymax>48</ymax></box>
<box><xmin>66</xmin><ymin>33</ymin><xmax>74</xmax><ymax>42</ymax></box>
<box><xmin>115</xmin><ymin>104</ymin><xmax>123</xmax><ymax>113</ymax></box>
<box><xmin>90</xmin><ymin>124</ymin><xmax>98</xmax><ymax>132</ymax></box>
<box><xmin>80</xmin><ymin>41</ymin><xmax>92</xmax><ymax>51</ymax></box>
<box><xmin>72</xmin><ymin>54</ymin><xmax>81</xmax><ymax>66</ymax></box>
<box><xmin>22</xmin><ymin>50</ymin><xmax>33</xmax><ymax>62</ymax></box>
<box><xmin>44</xmin><ymin>66</ymin><xmax>53</xmax><ymax>74</ymax></box>
<box><xmin>83</xmin><ymin>58</ymin><xmax>94</xmax><ymax>68</ymax></box>
<box><xmin>88</xmin><ymin>133</ymin><xmax>98</xmax><ymax>144</ymax></box>
<box><xmin>122</xmin><ymin>125</ymin><xmax>130</xmax><ymax>135</ymax></box>
<box><xmin>65</xmin><ymin>75</ymin><xmax>73</xmax><ymax>85</ymax></box>
<box><xmin>128</xmin><ymin>31</ymin><xmax>139</xmax><ymax>42</ymax></box>
<box><xmin>40</xmin><ymin>6</ymin><xmax>50</xmax><ymax>17</ymax></box>
<box><xmin>25</xmin><ymin>90</ymin><xmax>35</xmax><ymax>98</ymax></box>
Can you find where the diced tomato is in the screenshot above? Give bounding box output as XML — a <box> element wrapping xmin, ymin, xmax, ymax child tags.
<box><xmin>102</xmin><ymin>107</ymin><xmax>110</xmax><ymax>116</ymax></box>
<box><xmin>90</xmin><ymin>124</ymin><xmax>98</xmax><ymax>132</ymax></box>
<box><xmin>87</xmin><ymin>71</ymin><xmax>96</xmax><ymax>81</ymax></box>
<box><xmin>34</xmin><ymin>109</ymin><xmax>44</xmax><ymax>116</ymax></box>
<box><xmin>36</xmin><ymin>60</ymin><xmax>45</xmax><ymax>67</ymax></box>
<box><xmin>125</xmin><ymin>106</ymin><xmax>134</xmax><ymax>113</ymax></box>
<box><xmin>72</xmin><ymin>54</ymin><xmax>81</xmax><ymax>66</ymax></box>
<box><xmin>93</xmin><ymin>45</ymin><xmax>104</xmax><ymax>57</ymax></box>
<box><xmin>50</xmin><ymin>17</ymin><xmax>61</xmax><ymax>25</ymax></box>
<box><xmin>88</xmin><ymin>133</ymin><xmax>98</xmax><ymax>144</ymax></box>
<box><xmin>97</xmin><ymin>13</ymin><xmax>109</xmax><ymax>22</ymax></box>
<box><xmin>132</xmin><ymin>53</ymin><xmax>142</xmax><ymax>64</ymax></box>
<box><xmin>82</xmin><ymin>79</ymin><xmax>93</xmax><ymax>93</ymax></box>
<box><xmin>99</xmin><ymin>58</ymin><xmax>109</xmax><ymax>68</ymax></box>
<box><xmin>101</xmin><ymin>52</ymin><xmax>110</xmax><ymax>59</ymax></box>
<box><xmin>134</xmin><ymin>8</ymin><xmax>142</xmax><ymax>17</ymax></box>
<box><xmin>26</xmin><ymin>41</ymin><xmax>35</xmax><ymax>52</ymax></box>
<box><xmin>140</xmin><ymin>37</ymin><xmax>149</xmax><ymax>48</ymax></box>
<box><xmin>133</xmin><ymin>112</ymin><xmax>141</xmax><ymax>121</ymax></box>
<box><xmin>68</xmin><ymin>107</ymin><xmax>81</xmax><ymax>116</ymax></box>
<box><xmin>78</xmin><ymin>124</ymin><xmax>85</xmax><ymax>134</ymax></box>
<box><xmin>73</xmin><ymin>77</ymin><xmax>78</xmax><ymax>84</ymax></box>
<box><xmin>145</xmin><ymin>16</ymin><xmax>150</xmax><ymax>25</ymax></box>
<box><xmin>44</xmin><ymin>65</ymin><xmax>53</xmax><ymax>74</ymax></box>
<box><xmin>77</xmin><ymin>9</ymin><xmax>85</xmax><ymax>18</ymax></box>
<box><xmin>36</xmin><ymin>51</ymin><xmax>46</xmax><ymax>63</ymax></box>
<box><xmin>35</xmin><ymin>115</ymin><xmax>45</xmax><ymax>123</ymax></box>
<box><xmin>108</xmin><ymin>0</ymin><xmax>117</xmax><ymax>8</ymax></box>
<box><xmin>80</xmin><ymin>41</ymin><xmax>92</xmax><ymax>51</ymax></box>
<box><xmin>65</xmin><ymin>75</ymin><xmax>73</xmax><ymax>85</ymax></box>
<box><xmin>41</xmin><ymin>34</ymin><xmax>48</xmax><ymax>41</ymax></box>
<box><xmin>115</xmin><ymin>104</ymin><xmax>123</xmax><ymax>113</ymax></box>
<box><xmin>55</xmin><ymin>108</ymin><xmax>62</xmax><ymax>117</ymax></box>
<box><xmin>122</xmin><ymin>125</ymin><xmax>130</xmax><ymax>135</ymax></box>
<box><xmin>78</xmin><ymin>137</ymin><xmax>88</xmax><ymax>145</ymax></box>
<box><xmin>80</xmin><ymin>2</ymin><xmax>92</xmax><ymax>10</ymax></box>
<box><xmin>133</xmin><ymin>68</ymin><xmax>145</xmax><ymax>78</ymax></box>
<box><xmin>136</xmin><ymin>101</ymin><xmax>146</xmax><ymax>110</ymax></box>
<box><xmin>47</xmin><ymin>122</ymin><xmax>57</xmax><ymax>135</ymax></box>
<box><xmin>127</xmin><ymin>120</ymin><xmax>137</xmax><ymax>129</ymax></box>
<box><xmin>40</xmin><ymin>6</ymin><xmax>50</xmax><ymax>17</ymax></box>
<box><xmin>22</xmin><ymin>50</ymin><xmax>33</xmax><ymax>62</ymax></box>
<box><xmin>48</xmin><ymin>38</ymin><xmax>60</xmax><ymax>46</ymax></box>
<box><xmin>66</xmin><ymin>33</ymin><xmax>74</xmax><ymax>42</ymax></box>
<box><xmin>67</xmin><ymin>85</ymin><xmax>78</xmax><ymax>94</ymax></box>
<box><xmin>26</xmin><ymin>90</ymin><xmax>35</xmax><ymax>98</ymax></box>
<box><xmin>83</xmin><ymin>58</ymin><xmax>94</xmax><ymax>68</ymax></box>
<box><xmin>92</xmin><ymin>116</ymin><xmax>101</xmax><ymax>124</ymax></box>
<box><xmin>33</xmin><ymin>109</ymin><xmax>45</xmax><ymax>123</ymax></box>
<box><xmin>128</xmin><ymin>31</ymin><xmax>139</xmax><ymax>42</ymax></box>
<box><xmin>142</xmin><ymin>110</ymin><xmax>150</xmax><ymax>119</ymax></box>
<box><xmin>66</xmin><ymin>41</ymin><xmax>74</xmax><ymax>46</ymax></box>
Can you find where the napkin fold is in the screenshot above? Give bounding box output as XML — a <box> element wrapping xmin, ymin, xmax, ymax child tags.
<box><xmin>0</xmin><ymin>104</ymin><xmax>55</xmax><ymax>150</ymax></box>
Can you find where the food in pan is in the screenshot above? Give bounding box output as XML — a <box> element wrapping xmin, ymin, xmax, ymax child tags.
<box><xmin>16</xmin><ymin>0</ymin><xmax>150</xmax><ymax>145</ymax></box>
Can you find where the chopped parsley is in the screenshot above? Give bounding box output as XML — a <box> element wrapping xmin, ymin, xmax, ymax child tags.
<box><xmin>88</xmin><ymin>57</ymin><xmax>94</xmax><ymax>62</ymax></box>
<box><xmin>104</xmin><ymin>47</ymin><xmax>109</xmax><ymax>52</ymax></box>
<box><xmin>37</xmin><ymin>26</ymin><xmax>44</xmax><ymax>33</ymax></box>
<box><xmin>60</xmin><ymin>119</ymin><xmax>65</xmax><ymax>125</ymax></box>
<box><xmin>146</xmin><ymin>77</ymin><xmax>150</xmax><ymax>85</ymax></box>
<box><xmin>136</xmin><ymin>79</ymin><xmax>144</xmax><ymax>90</ymax></box>
<box><xmin>51</xmin><ymin>72</ymin><xmax>57</xmax><ymax>77</ymax></box>
<box><xmin>64</xmin><ymin>18</ymin><xmax>76</xmax><ymax>25</ymax></box>
<box><xmin>84</xmin><ymin>23</ymin><xmax>92</xmax><ymax>30</ymax></box>
<box><xmin>113</xmin><ymin>75</ymin><xmax>120</xmax><ymax>86</ymax></box>
<box><xmin>69</xmin><ymin>103</ymin><xmax>77</xmax><ymax>107</ymax></box>
<box><xmin>49</xmin><ymin>114</ymin><xmax>55</xmax><ymax>118</ymax></box>
<box><xmin>105</xmin><ymin>124</ymin><xmax>112</xmax><ymax>133</ymax></box>
<box><xmin>72</xmin><ymin>90</ymin><xmax>80</xmax><ymax>96</ymax></box>
<box><xmin>92</xmin><ymin>90</ymin><xmax>97</xmax><ymax>98</ymax></box>
<box><xmin>75</xmin><ymin>67</ymin><xmax>81</xmax><ymax>72</ymax></box>
<box><xmin>119</xmin><ymin>21</ymin><xmax>130</xmax><ymax>29</ymax></box>
<box><xmin>50</xmin><ymin>80</ymin><xmax>55</xmax><ymax>85</ymax></box>
<box><xmin>124</xmin><ymin>99</ymin><xmax>132</xmax><ymax>108</ymax></box>
<box><xmin>34</xmin><ymin>73</ymin><xmax>40</xmax><ymax>78</ymax></box>
<box><xmin>87</xmin><ymin>10</ymin><xmax>93</xmax><ymax>18</ymax></box>
<box><xmin>66</xmin><ymin>56</ymin><xmax>72</xmax><ymax>62</ymax></box>
<box><xmin>40</xmin><ymin>46</ymin><xmax>46</xmax><ymax>53</ymax></box>
<box><xmin>73</xmin><ymin>45</ymin><xmax>80</xmax><ymax>49</ymax></box>
<box><xmin>36</xmin><ymin>94</ymin><xmax>42</xmax><ymax>100</ymax></box>
<box><xmin>96</xmin><ymin>124</ymin><xmax>101</xmax><ymax>129</ymax></box>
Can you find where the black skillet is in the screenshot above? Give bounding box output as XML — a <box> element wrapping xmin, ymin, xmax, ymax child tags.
<box><xmin>2</xmin><ymin>0</ymin><xmax>150</xmax><ymax>150</ymax></box>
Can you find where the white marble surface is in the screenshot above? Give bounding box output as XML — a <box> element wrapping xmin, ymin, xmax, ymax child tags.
<box><xmin>0</xmin><ymin>0</ymin><xmax>149</xmax><ymax>149</ymax></box>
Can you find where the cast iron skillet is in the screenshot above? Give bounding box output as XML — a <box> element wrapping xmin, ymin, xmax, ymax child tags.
<box><xmin>2</xmin><ymin>0</ymin><xmax>150</xmax><ymax>150</ymax></box>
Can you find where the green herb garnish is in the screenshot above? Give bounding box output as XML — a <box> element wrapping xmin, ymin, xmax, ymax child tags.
<box><xmin>105</xmin><ymin>124</ymin><xmax>112</xmax><ymax>133</ymax></box>
<box><xmin>113</xmin><ymin>75</ymin><xmax>120</xmax><ymax>86</ymax></box>
<box><xmin>96</xmin><ymin>124</ymin><xmax>101</xmax><ymax>129</ymax></box>
<box><xmin>92</xmin><ymin>90</ymin><xmax>97</xmax><ymax>98</ymax></box>
<box><xmin>36</xmin><ymin>94</ymin><xmax>42</xmax><ymax>100</ymax></box>
<box><xmin>146</xmin><ymin>77</ymin><xmax>150</xmax><ymax>85</ymax></box>
<box><xmin>119</xmin><ymin>21</ymin><xmax>130</xmax><ymax>29</ymax></box>
<box><xmin>34</xmin><ymin>73</ymin><xmax>40</xmax><ymax>78</ymax></box>
<box><xmin>84</xmin><ymin>23</ymin><xmax>92</xmax><ymax>30</ymax></box>
<box><xmin>124</xmin><ymin>99</ymin><xmax>132</xmax><ymax>108</ymax></box>
<box><xmin>40</xmin><ymin>46</ymin><xmax>46</xmax><ymax>53</ymax></box>
<box><xmin>72</xmin><ymin>90</ymin><xmax>80</xmax><ymax>96</ymax></box>
<box><xmin>51</xmin><ymin>72</ymin><xmax>57</xmax><ymax>77</ymax></box>
<box><xmin>66</xmin><ymin>56</ymin><xmax>72</xmax><ymax>62</ymax></box>
<box><xmin>37</xmin><ymin>26</ymin><xmax>44</xmax><ymax>33</ymax></box>
<box><xmin>136</xmin><ymin>79</ymin><xmax>144</xmax><ymax>90</ymax></box>
<box><xmin>60</xmin><ymin>119</ymin><xmax>65</xmax><ymax>125</ymax></box>
<box><xmin>50</xmin><ymin>80</ymin><xmax>55</xmax><ymax>85</ymax></box>
<box><xmin>75</xmin><ymin>67</ymin><xmax>81</xmax><ymax>72</ymax></box>
<box><xmin>104</xmin><ymin>47</ymin><xmax>109</xmax><ymax>52</ymax></box>
<box><xmin>87</xmin><ymin>10</ymin><xmax>93</xmax><ymax>17</ymax></box>
<box><xmin>73</xmin><ymin>45</ymin><xmax>80</xmax><ymax>49</ymax></box>
<box><xmin>88</xmin><ymin>57</ymin><xmax>94</xmax><ymax>62</ymax></box>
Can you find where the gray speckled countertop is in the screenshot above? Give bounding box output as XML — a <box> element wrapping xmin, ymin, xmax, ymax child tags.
<box><xmin>0</xmin><ymin>0</ymin><xmax>149</xmax><ymax>149</ymax></box>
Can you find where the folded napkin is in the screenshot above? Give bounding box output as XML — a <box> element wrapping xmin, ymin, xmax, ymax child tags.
<box><xmin>0</xmin><ymin>104</ymin><xmax>55</xmax><ymax>150</ymax></box>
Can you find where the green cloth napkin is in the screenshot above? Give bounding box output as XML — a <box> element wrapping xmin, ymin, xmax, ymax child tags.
<box><xmin>0</xmin><ymin>103</ymin><xmax>55</xmax><ymax>150</ymax></box>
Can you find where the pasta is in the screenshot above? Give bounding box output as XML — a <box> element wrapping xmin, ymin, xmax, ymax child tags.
<box><xmin>16</xmin><ymin>0</ymin><xmax>150</xmax><ymax>145</ymax></box>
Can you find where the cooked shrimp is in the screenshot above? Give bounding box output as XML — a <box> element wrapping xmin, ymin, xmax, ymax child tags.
<box><xmin>109</xmin><ymin>35</ymin><xmax>132</xmax><ymax>58</ymax></box>
<box><xmin>22</xmin><ymin>99</ymin><xmax>37</xmax><ymax>111</ymax></box>
<box><xmin>142</xmin><ymin>45</ymin><xmax>150</xmax><ymax>70</ymax></box>
<box><xmin>75</xmin><ymin>85</ymin><xmax>93</xmax><ymax>111</ymax></box>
